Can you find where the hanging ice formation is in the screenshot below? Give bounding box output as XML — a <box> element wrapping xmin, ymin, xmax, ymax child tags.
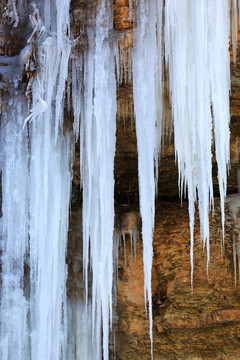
<box><xmin>1</xmin><ymin>97</ymin><xmax>30</xmax><ymax>359</ymax></box>
<box><xmin>2</xmin><ymin>0</ymin><xmax>19</xmax><ymax>27</ymax></box>
<box><xmin>231</xmin><ymin>0</ymin><xmax>240</xmax><ymax>63</ymax></box>
<box><xmin>67</xmin><ymin>299</ymin><xmax>98</xmax><ymax>360</ymax></box>
<box><xmin>225</xmin><ymin>193</ymin><xmax>240</xmax><ymax>285</ymax></box>
<box><xmin>133</xmin><ymin>0</ymin><xmax>163</xmax><ymax>353</ymax></box>
<box><xmin>0</xmin><ymin>0</ymin><xmax>72</xmax><ymax>358</ymax></box>
<box><xmin>79</xmin><ymin>1</ymin><xmax>116</xmax><ymax>358</ymax></box>
<box><xmin>27</xmin><ymin>25</ymin><xmax>72</xmax><ymax>359</ymax></box>
<box><xmin>0</xmin><ymin>0</ymin><xmax>236</xmax><ymax>359</ymax></box>
<box><xmin>132</xmin><ymin>0</ymin><xmax>232</xmax><ymax>355</ymax></box>
<box><xmin>164</xmin><ymin>0</ymin><xmax>230</xmax><ymax>289</ymax></box>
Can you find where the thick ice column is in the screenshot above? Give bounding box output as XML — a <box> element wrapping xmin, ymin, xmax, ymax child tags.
<box><xmin>80</xmin><ymin>1</ymin><xmax>117</xmax><ymax>359</ymax></box>
<box><xmin>28</xmin><ymin>29</ymin><xmax>72</xmax><ymax>360</ymax></box>
<box><xmin>133</xmin><ymin>0</ymin><xmax>163</xmax><ymax>355</ymax></box>
<box><xmin>1</xmin><ymin>0</ymin><xmax>72</xmax><ymax>359</ymax></box>
<box><xmin>29</xmin><ymin>115</ymin><xmax>72</xmax><ymax>360</ymax></box>
<box><xmin>165</xmin><ymin>0</ymin><xmax>230</xmax><ymax>286</ymax></box>
<box><xmin>0</xmin><ymin>99</ymin><xmax>29</xmax><ymax>360</ymax></box>
<box><xmin>23</xmin><ymin>0</ymin><xmax>71</xmax><ymax>358</ymax></box>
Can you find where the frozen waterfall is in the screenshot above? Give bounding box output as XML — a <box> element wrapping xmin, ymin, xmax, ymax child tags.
<box><xmin>0</xmin><ymin>0</ymin><xmax>236</xmax><ymax>359</ymax></box>
<box><xmin>0</xmin><ymin>0</ymin><xmax>72</xmax><ymax>359</ymax></box>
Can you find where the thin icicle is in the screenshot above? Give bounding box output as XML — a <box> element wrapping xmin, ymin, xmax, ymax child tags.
<box><xmin>233</xmin><ymin>237</ymin><xmax>237</xmax><ymax>284</ymax></box>
<box><xmin>165</xmin><ymin>0</ymin><xmax>230</xmax><ymax>287</ymax></box>
<box><xmin>133</xmin><ymin>0</ymin><xmax>163</xmax><ymax>356</ymax></box>
<box><xmin>209</xmin><ymin>1</ymin><xmax>231</xmax><ymax>246</ymax></box>
<box><xmin>129</xmin><ymin>0</ymin><xmax>133</xmax><ymax>22</ymax></box>
<box><xmin>2</xmin><ymin>0</ymin><xmax>19</xmax><ymax>27</ymax></box>
<box><xmin>232</xmin><ymin>0</ymin><xmax>238</xmax><ymax>64</ymax></box>
<box><xmin>238</xmin><ymin>242</ymin><xmax>240</xmax><ymax>284</ymax></box>
<box><xmin>238</xmin><ymin>168</ymin><xmax>240</xmax><ymax>192</ymax></box>
<box><xmin>72</xmin><ymin>56</ymin><xmax>83</xmax><ymax>140</ymax></box>
<box><xmin>115</xmin><ymin>212</ymin><xmax>140</xmax><ymax>262</ymax></box>
<box><xmin>225</xmin><ymin>193</ymin><xmax>240</xmax><ymax>284</ymax></box>
<box><xmin>117</xmin><ymin>36</ymin><xmax>133</xmax><ymax>86</ymax></box>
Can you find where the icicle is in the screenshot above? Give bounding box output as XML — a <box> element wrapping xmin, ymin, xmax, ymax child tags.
<box><xmin>116</xmin><ymin>212</ymin><xmax>140</xmax><ymax>262</ymax></box>
<box><xmin>121</xmin><ymin>233</ymin><xmax>127</xmax><ymax>267</ymax></box>
<box><xmin>44</xmin><ymin>0</ymin><xmax>51</xmax><ymax>30</ymax></box>
<box><xmin>165</xmin><ymin>0</ymin><xmax>230</xmax><ymax>287</ymax></box>
<box><xmin>117</xmin><ymin>36</ymin><xmax>133</xmax><ymax>87</ymax></box>
<box><xmin>232</xmin><ymin>0</ymin><xmax>238</xmax><ymax>64</ymax></box>
<box><xmin>27</xmin><ymin>1</ymin><xmax>72</xmax><ymax>356</ymax></box>
<box><xmin>113</xmin><ymin>231</ymin><xmax>120</xmax><ymax>307</ymax></box>
<box><xmin>72</xmin><ymin>56</ymin><xmax>83</xmax><ymax>140</ymax></box>
<box><xmin>238</xmin><ymin>241</ymin><xmax>240</xmax><ymax>284</ymax></box>
<box><xmin>67</xmin><ymin>299</ymin><xmax>98</xmax><ymax>360</ymax></box>
<box><xmin>133</xmin><ymin>0</ymin><xmax>163</xmax><ymax>356</ymax></box>
<box><xmin>2</xmin><ymin>0</ymin><xmax>19</xmax><ymax>28</ymax></box>
<box><xmin>226</xmin><ymin>193</ymin><xmax>240</xmax><ymax>285</ymax></box>
<box><xmin>238</xmin><ymin>168</ymin><xmax>240</xmax><ymax>192</ymax></box>
<box><xmin>1</xmin><ymin>1</ymin><xmax>72</xmax><ymax>359</ymax></box>
<box><xmin>29</xmin><ymin>116</ymin><xmax>72</xmax><ymax>359</ymax></box>
<box><xmin>80</xmin><ymin>1</ymin><xmax>117</xmax><ymax>359</ymax></box>
<box><xmin>129</xmin><ymin>0</ymin><xmax>133</xmax><ymax>22</ymax></box>
<box><xmin>128</xmin><ymin>47</ymin><xmax>132</xmax><ymax>84</ymax></box>
<box><xmin>209</xmin><ymin>1</ymin><xmax>230</xmax><ymax>245</ymax></box>
<box><xmin>233</xmin><ymin>237</ymin><xmax>237</xmax><ymax>284</ymax></box>
<box><xmin>0</xmin><ymin>99</ymin><xmax>29</xmax><ymax>360</ymax></box>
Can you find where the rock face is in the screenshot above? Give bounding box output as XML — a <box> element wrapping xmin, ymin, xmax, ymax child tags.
<box><xmin>1</xmin><ymin>1</ymin><xmax>240</xmax><ymax>359</ymax></box>
<box><xmin>67</xmin><ymin>199</ymin><xmax>240</xmax><ymax>359</ymax></box>
<box><xmin>115</xmin><ymin>201</ymin><xmax>240</xmax><ymax>359</ymax></box>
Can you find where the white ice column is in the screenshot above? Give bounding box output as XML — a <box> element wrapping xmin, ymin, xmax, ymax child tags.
<box><xmin>80</xmin><ymin>1</ymin><xmax>117</xmax><ymax>359</ymax></box>
<box><xmin>0</xmin><ymin>99</ymin><xmax>29</xmax><ymax>360</ymax></box>
<box><xmin>27</xmin><ymin>32</ymin><xmax>72</xmax><ymax>360</ymax></box>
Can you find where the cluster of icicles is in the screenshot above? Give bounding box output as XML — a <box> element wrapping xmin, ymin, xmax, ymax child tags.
<box><xmin>0</xmin><ymin>0</ymin><xmax>239</xmax><ymax>359</ymax></box>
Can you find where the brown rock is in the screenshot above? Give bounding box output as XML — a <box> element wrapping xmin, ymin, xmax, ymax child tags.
<box><xmin>114</xmin><ymin>201</ymin><xmax>240</xmax><ymax>359</ymax></box>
